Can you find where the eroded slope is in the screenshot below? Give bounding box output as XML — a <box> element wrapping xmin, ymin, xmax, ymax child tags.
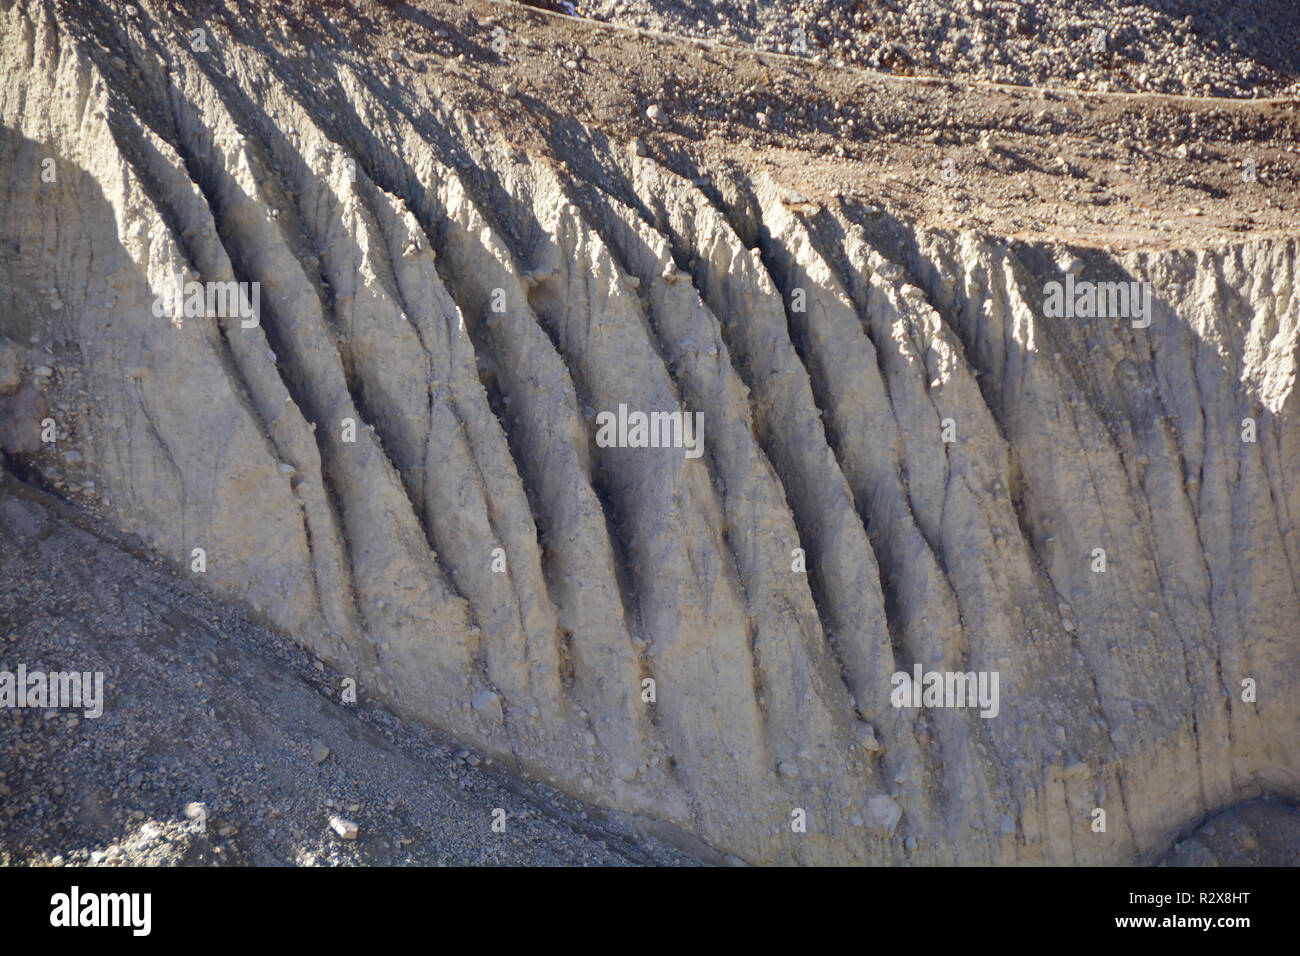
<box><xmin>1</xmin><ymin>0</ymin><xmax>1296</xmax><ymax>864</ymax></box>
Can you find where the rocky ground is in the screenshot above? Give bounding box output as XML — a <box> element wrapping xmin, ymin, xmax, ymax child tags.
<box><xmin>0</xmin><ymin>468</ymin><xmax>703</xmax><ymax>865</ymax></box>
<box><xmin>573</xmin><ymin>0</ymin><xmax>1300</xmax><ymax>98</ymax></box>
<box><xmin>1162</xmin><ymin>798</ymin><xmax>1300</xmax><ymax>866</ymax></box>
<box><xmin>244</xmin><ymin>0</ymin><xmax>1300</xmax><ymax>251</ymax></box>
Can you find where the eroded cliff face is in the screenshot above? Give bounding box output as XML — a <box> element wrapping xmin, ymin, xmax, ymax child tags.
<box><xmin>1</xmin><ymin>0</ymin><xmax>1296</xmax><ymax>865</ymax></box>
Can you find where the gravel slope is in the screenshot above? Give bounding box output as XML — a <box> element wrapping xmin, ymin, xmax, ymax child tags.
<box><xmin>573</xmin><ymin>0</ymin><xmax>1300</xmax><ymax>97</ymax></box>
<box><xmin>0</xmin><ymin>469</ymin><xmax>703</xmax><ymax>866</ymax></box>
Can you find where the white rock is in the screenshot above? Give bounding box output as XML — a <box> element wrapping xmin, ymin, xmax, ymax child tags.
<box><xmin>329</xmin><ymin>816</ymin><xmax>359</xmax><ymax>840</ymax></box>
<box><xmin>471</xmin><ymin>689</ymin><xmax>503</xmax><ymax>723</ymax></box>
<box><xmin>857</xmin><ymin>723</ymin><xmax>883</xmax><ymax>754</ymax></box>
<box><xmin>863</xmin><ymin>794</ymin><xmax>903</xmax><ymax>836</ymax></box>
